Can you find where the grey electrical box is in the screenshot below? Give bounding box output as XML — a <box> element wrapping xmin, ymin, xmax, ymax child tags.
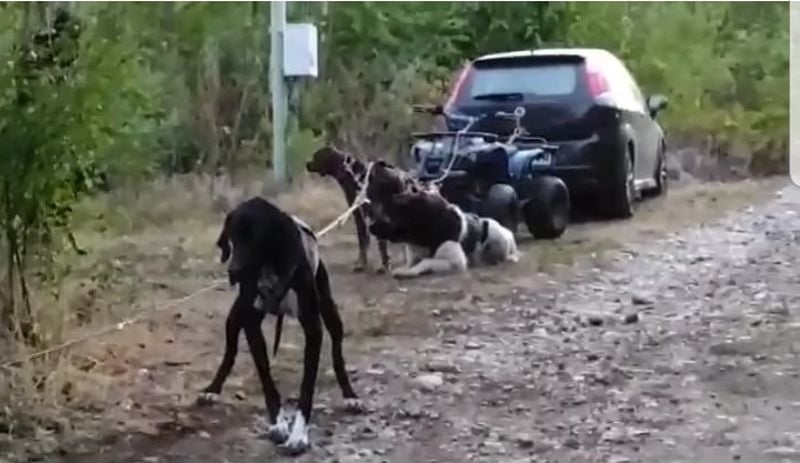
<box><xmin>283</xmin><ymin>23</ymin><xmax>318</xmax><ymax>78</ymax></box>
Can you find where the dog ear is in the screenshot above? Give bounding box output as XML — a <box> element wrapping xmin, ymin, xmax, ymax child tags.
<box><xmin>216</xmin><ymin>213</ymin><xmax>232</xmax><ymax>264</ymax></box>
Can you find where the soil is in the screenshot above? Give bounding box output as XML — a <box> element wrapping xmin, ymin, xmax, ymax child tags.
<box><xmin>2</xmin><ymin>176</ymin><xmax>797</xmax><ymax>463</ymax></box>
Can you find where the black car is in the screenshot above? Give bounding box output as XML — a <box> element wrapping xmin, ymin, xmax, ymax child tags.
<box><xmin>441</xmin><ymin>48</ymin><xmax>669</xmax><ymax>218</ymax></box>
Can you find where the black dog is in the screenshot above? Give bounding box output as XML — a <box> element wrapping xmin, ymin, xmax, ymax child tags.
<box><xmin>306</xmin><ymin>146</ymin><xmax>391</xmax><ymax>273</ymax></box>
<box><xmin>198</xmin><ymin>197</ymin><xmax>363</xmax><ymax>456</ymax></box>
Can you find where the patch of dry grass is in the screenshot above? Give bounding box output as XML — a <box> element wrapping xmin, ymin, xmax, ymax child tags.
<box><xmin>72</xmin><ymin>170</ymin><xmax>348</xmax><ymax>244</ymax></box>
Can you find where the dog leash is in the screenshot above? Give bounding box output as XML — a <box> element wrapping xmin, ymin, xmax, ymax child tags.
<box><xmin>0</xmin><ymin>164</ymin><xmax>376</xmax><ymax>370</ymax></box>
<box><xmin>0</xmin><ymin>279</ymin><xmax>226</xmax><ymax>370</ymax></box>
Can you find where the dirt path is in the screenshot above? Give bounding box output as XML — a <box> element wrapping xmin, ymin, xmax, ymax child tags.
<box><xmin>9</xmin><ymin>178</ymin><xmax>798</xmax><ymax>463</ymax></box>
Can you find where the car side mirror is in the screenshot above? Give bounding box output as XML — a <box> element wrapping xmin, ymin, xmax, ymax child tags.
<box><xmin>646</xmin><ymin>94</ymin><xmax>668</xmax><ymax>118</ymax></box>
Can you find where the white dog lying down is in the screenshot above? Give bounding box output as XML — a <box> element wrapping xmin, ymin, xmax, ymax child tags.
<box><xmin>367</xmin><ymin>190</ymin><xmax>520</xmax><ymax>279</ymax></box>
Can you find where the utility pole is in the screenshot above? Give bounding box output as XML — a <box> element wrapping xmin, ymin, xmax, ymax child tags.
<box><xmin>270</xmin><ymin>0</ymin><xmax>288</xmax><ymax>185</ymax></box>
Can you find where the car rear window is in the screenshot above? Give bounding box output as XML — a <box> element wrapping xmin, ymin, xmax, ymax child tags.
<box><xmin>466</xmin><ymin>62</ymin><xmax>579</xmax><ymax>99</ymax></box>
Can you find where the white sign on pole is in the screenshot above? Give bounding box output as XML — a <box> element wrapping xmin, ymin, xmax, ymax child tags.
<box><xmin>284</xmin><ymin>23</ymin><xmax>318</xmax><ymax>78</ymax></box>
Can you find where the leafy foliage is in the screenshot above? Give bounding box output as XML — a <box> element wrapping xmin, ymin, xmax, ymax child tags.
<box><xmin>0</xmin><ymin>4</ymin><xmax>160</xmax><ymax>339</ymax></box>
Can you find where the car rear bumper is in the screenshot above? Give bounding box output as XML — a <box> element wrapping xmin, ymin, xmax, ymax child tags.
<box><xmin>531</xmin><ymin>129</ymin><xmax>625</xmax><ymax>195</ymax></box>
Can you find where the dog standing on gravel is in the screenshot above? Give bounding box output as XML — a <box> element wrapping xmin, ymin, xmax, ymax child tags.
<box><xmin>197</xmin><ymin>196</ymin><xmax>363</xmax><ymax>456</ymax></box>
<box><xmin>306</xmin><ymin>146</ymin><xmax>391</xmax><ymax>273</ymax></box>
<box><xmin>368</xmin><ymin>186</ymin><xmax>520</xmax><ymax>279</ymax></box>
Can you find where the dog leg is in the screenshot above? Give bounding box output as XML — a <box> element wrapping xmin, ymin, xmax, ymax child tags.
<box><xmin>353</xmin><ymin>209</ymin><xmax>369</xmax><ymax>273</ymax></box>
<box><xmin>392</xmin><ymin>258</ymin><xmax>455</xmax><ymax>278</ymax></box>
<box><xmin>316</xmin><ymin>262</ymin><xmax>364</xmax><ymax>413</ymax></box>
<box><xmin>376</xmin><ymin>239</ymin><xmax>391</xmax><ymax>274</ymax></box>
<box><xmin>241</xmin><ymin>310</ymin><xmax>286</xmax><ymax>445</ymax></box>
<box><xmin>392</xmin><ymin>241</ymin><xmax>468</xmax><ymax>279</ymax></box>
<box><xmin>279</xmin><ymin>282</ymin><xmax>323</xmax><ymax>456</ymax></box>
<box><xmin>389</xmin><ymin>245</ymin><xmax>415</xmax><ymax>276</ymax></box>
<box><xmin>401</xmin><ymin>245</ymin><xmax>425</xmax><ymax>267</ymax></box>
<box><xmin>198</xmin><ymin>303</ymin><xmax>243</xmax><ymax>405</ymax></box>
<box><xmin>392</xmin><ymin>245</ymin><xmax>431</xmax><ymax>277</ymax></box>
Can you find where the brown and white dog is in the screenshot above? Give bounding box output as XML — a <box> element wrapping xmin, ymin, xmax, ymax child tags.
<box><xmin>367</xmin><ymin>170</ymin><xmax>520</xmax><ymax>279</ymax></box>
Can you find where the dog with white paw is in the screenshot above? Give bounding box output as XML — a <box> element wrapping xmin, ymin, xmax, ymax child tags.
<box><xmin>199</xmin><ymin>197</ymin><xmax>365</xmax><ymax>456</ymax></box>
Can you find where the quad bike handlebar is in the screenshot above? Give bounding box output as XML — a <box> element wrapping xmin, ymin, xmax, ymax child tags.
<box><xmin>412</xmin><ymin>104</ymin><xmax>531</xmax><ymax>146</ymax></box>
<box><xmin>409</xmin><ymin>103</ymin><xmax>559</xmax><ymax>184</ymax></box>
<box><xmin>410</xmin><ymin>104</ymin><xmax>557</xmax><ymax>149</ymax></box>
<box><xmin>493</xmin><ymin>106</ymin><xmax>526</xmax><ymax>121</ymax></box>
<box><xmin>410</xmin><ymin>131</ymin><xmax>499</xmax><ymax>141</ymax></box>
<box><xmin>411</xmin><ymin>104</ymin><xmax>526</xmax><ymax>126</ymax></box>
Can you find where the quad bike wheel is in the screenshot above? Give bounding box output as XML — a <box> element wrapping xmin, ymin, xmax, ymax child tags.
<box><xmin>523</xmin><ymin>175</ymin><xmax>570</xmax><ymax>240</ymax></box>
<box><xmin>482</xmin><ymin>183</ymin><xmax>519</xmax><ymax>233</ymax></box>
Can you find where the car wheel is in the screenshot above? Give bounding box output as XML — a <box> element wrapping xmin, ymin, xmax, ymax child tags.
<box><xmin>604</xmin><ymin>144</ymin><xmax>635</xmax><ymax>219</ymax></box>
<box><xmin>652</xmin><ymin>147</ymin><xmax>668</xmax><ymax>196</ymax></box>
<box><xmin>523</xmin><ymin>176</ymin><xmax>570</xmax><ymax>240</ymax></box>
<box><xmin>483</xmin><ymin>183</ymin><xmax>519</xmax><ymax>233</ymax></box>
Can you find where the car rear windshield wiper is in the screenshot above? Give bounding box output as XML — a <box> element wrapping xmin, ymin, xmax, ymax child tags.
<box><xmin>472</xmin><ymin>92</ymin><xmax>524</xmax><ymax>101</ymax></box>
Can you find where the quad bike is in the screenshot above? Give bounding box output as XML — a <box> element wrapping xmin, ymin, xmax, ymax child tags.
<box><xmin>408</xmin><ymin>104</ymin><xmax>570</xmax><ymax>239</ymax></box>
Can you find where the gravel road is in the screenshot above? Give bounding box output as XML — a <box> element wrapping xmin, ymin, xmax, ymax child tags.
<box><xmin>30</xmin><ymin>181</ymin><xmax>800</xmax><ymax>463</ymax></box>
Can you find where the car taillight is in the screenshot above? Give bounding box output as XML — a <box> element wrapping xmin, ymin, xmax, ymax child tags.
<box><xmin>444</xmin><ymin>63</ymin><xmax>474</xmax><ymax>111</ymax></box>
<box><xmin>584</xmin><ymin>65</ymin><xmax>609</xmax><ymax>99</ymax></box>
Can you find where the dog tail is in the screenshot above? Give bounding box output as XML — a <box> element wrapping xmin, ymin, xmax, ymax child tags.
<box><xmin>272</xmin><ymin>314</ymin><xmax>284</xmax><ymax>357</ymax></box>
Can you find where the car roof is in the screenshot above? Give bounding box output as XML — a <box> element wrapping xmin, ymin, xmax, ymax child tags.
<box><xmin>474</xmin><ymin>48</ymin><xmax>616</xmax><ymax>63</ymax></box>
